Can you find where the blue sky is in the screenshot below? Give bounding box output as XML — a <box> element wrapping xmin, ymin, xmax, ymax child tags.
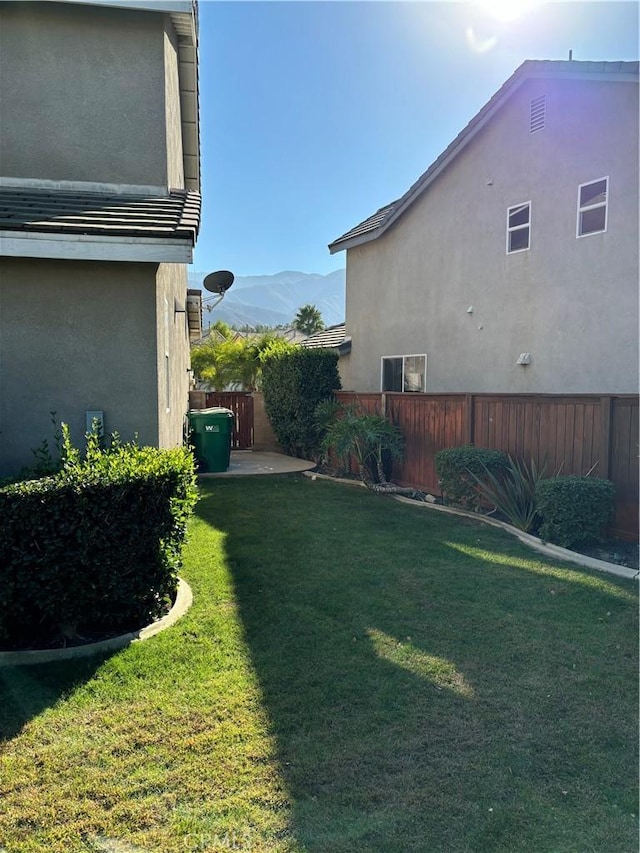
<box><xmin>193</xmin><ymin>1</ymin><xmax>639</xmax><ymax>278</ymax></box>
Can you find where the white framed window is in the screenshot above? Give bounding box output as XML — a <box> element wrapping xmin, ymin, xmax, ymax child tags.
<box><xmin>506</xmin><ymin>202</ymin><xmax>531</xmax><ymax>254</ymax></box>
<box><xmin>381</xmin><ymin>354</ymin><xmax>426</xmax><ymax>393</ymax></box>
<box><xmin>577</xmin><ymin>176</ymin><xmax>608</xmax><ymax>237</ymax></box>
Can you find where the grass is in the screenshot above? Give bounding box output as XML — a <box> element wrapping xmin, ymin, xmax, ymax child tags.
<box><xmin>0</xmin><ymin>475</ymin><xmax>637</xmax><ymax>852</ymax></box>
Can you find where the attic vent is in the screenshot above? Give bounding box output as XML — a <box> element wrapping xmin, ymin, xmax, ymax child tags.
<box><xmin>530</xmin><ymin>95</ymin><xmax>546</xmax><ymax>133</ymax></box>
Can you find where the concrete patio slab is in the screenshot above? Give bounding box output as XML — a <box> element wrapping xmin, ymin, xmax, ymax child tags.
<box><xmin>199</xmin><ymin>450</ymin><xmax>316</xmax><ymax>477</ymax></box>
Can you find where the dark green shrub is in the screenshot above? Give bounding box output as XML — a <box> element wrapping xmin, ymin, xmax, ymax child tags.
<box><xmin>261</xmin><ymin>348</ymin><xmax>341</xmax><ymax>458</ymax></box>
<box><xmin>435</xmin><ymin>445</ymin><xmax>508</xmax><ymax>510</ymax></box>
<box><xmin>535</xmin><ymin>476</ymin><xmax>615</xmax><ymax>548</ymax></box>
<box><xmin>0</xmin><ymin>432</ymin><xmax>197</xmax><ymax>648</ymax></box>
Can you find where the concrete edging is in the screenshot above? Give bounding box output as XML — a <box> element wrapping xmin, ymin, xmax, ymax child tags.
<box><xmin>303</xmin><ymin>471</ymin><xmax>638</xmax><ymax>581</ymax></box>
<box><xmin>0</xmin><ymin>578</ymin><xmax>193</xmax><ymax>667</ymax></box>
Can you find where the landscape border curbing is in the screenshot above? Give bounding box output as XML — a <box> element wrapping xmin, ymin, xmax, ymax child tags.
<box><xmin>0</xmin><ymin>578</ymin><xmax>193</xmax><ymax>667</ymax></box>
<box><xmin>303</xmin><ymin>470</ymin><xmax>639</xmax><ymax>581</ymax></box>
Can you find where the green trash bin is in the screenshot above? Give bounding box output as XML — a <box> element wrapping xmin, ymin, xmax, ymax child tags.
<box><xmin>188</xmin><ymin>407</ymin><xmax>234</xmax><ymax>472</ymax></box>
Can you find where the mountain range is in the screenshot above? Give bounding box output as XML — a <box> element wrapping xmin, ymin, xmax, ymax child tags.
<box><xmin>188</xmin><ymin>269</ymin><xmax>346</xmax><ymax>329</ymax></box>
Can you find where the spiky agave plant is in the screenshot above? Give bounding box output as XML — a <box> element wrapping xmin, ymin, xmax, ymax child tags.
<box><xmin>469</xmin><ymin>455</ymin><xmax>546</xmax><ymax>532</ymax></box>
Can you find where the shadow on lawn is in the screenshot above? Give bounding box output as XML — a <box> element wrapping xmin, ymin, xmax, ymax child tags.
<box><xmin>196</xmin><ymin>477</ymin><xmax>638</xmax><ymax>852</ymax></box>
<box><xmin>0</xmin><ymin>654</ymin><xmax>112</xmax><ymax>741</ymax></box>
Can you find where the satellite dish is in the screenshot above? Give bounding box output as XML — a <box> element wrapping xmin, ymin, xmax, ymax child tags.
<box><xmin>203</xmin><ymin>270</ymin><xmax>234</xmax><ymax>294</ymax></box>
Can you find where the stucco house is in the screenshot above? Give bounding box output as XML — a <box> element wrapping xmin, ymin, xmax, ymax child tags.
<box><xmin>0</xmin><ymin>0</ymin><xmax>201</xmax><ymax>476</ymax></box>
<box><xmin>329</xmin><ymin>60</ymin><xmax>639</xmax><ymax>397</ymax></box>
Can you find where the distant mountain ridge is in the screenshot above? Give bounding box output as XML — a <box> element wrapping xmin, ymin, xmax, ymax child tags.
<box><xmin>188</xmin><ymin>269</ymin><xmax>346</xmax><ymax>329</ymax></box>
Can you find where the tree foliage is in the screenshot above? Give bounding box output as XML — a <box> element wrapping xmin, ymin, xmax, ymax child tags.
<box><xmin>191</xmin><ymin>332</ymin><xmax>280</xmax><ymax>391</ymax></box>
<box><xmin>293</xmin><ymin>304</ymin><xmax>325</xmax><ymax>335</ymax></box>
<box><xmin>261</xmin><ymin>348</ymin><xmax>341</xmax><ymax>458</ymax></box>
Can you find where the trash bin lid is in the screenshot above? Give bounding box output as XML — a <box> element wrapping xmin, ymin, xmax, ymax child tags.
<box><xmin>188</xmin><ymin>407</ymin><xmax>234</xmax><ymax>417</ymax></box>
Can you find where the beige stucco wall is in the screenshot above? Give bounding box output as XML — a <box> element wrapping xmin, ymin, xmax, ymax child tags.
<box><xmin>0</xmin><ymin>2</ymin><xmax>168</xmax><ymax>186</ymax></box>
<box><xmin>0</xmin><ymin>257</ymin><xmax>163</xmax><ymax>476</ymax></box>
<box><xmin>155</xmin><ymin>262</ymin><xmax>191</xmax><ymax>449</ymax></box>
<box><xmin>252</xmin><ymin>391</ymin><xmax>281</xmax><ymax>452</ymax></box>
<box><xmin>341</xmin><ymin>77</ymin><xmax>639</xmax><ymax>395</ymax></box>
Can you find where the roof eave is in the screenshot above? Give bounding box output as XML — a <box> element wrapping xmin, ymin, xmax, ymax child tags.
<box><xmin>374</xmin><ymin>72</ymin><xmax>529</xmax><ymax>240</ymax></box>
<box><xmin>0</xmin><ymin>231</ymin><xmax>195</xmax><ymax>263</ymax></box>
<box><xmin>328</xmin><ymin>231</ymin><xmax>380</xmax><ymax>254</ymax></box>
<box><xmin>174</xmin><ymin>10</ymin><xmax>200</xmax><ymax>193</ymax></box>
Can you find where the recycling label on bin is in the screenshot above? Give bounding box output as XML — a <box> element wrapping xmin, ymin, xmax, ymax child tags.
<box><xmin>205</xmin><ymin>425</ymin><xmax>220</xmax><ymax>432</ymax></box>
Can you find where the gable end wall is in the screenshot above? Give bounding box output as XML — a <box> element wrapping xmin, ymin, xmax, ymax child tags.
<box><xmin>342</xmin><ymin>77</ymin><xmax>639</xmax><ymax>395</ymax></box>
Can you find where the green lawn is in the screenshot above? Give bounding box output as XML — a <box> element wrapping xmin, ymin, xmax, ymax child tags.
<box><xmin>1</xmin><ymin>475</ymin><xmax>637</xmax><ymax>853</ymax></box>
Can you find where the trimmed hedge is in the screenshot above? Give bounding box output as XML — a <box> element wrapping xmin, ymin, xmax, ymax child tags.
<box><xmin>0</xmin><ymin>440</ymin><xmax>197</xmax><ymax>648</ymax></box>
<box><xmin>535</xmin><ymin>476</ymin><xmax>615</xmax><ymax>548</ymax></box>
<box><xmin>261</xmin><ymin>348</ymin><xmax>341</xmax><ymax>458</ymax></box>
<box><xmin>435</xmin><ymin>445</ymin><xmax>508</xmax><ymax>510</ymax></box>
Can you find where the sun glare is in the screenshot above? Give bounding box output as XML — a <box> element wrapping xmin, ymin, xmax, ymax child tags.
<box><xmin>476</xmin><ymin>0</ymin><xmax>544</xmax><ymax>23</ymax></box>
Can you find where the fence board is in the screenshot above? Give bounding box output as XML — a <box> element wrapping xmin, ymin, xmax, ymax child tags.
<box><xmin>609</xmin><ymin>398</ymin><xmax>639</xmax><ymax>539</ymax></box>
<box><xmin>388</xmin><ymin>394</ymin><xmax>468</xmax><ymax>492</ymax></box>
<box><xmin>204</xmin><ymin>392</ymin><xmax>254</xmax><ymax>449</ymax></box>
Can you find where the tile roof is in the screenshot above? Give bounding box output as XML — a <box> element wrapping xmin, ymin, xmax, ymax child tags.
<box><xmin>0</xmin><ymin>187</ymin><xmax>200</xmax><ymax>243</ymax></box>
<box><xmin>330</xmin><ymin>203</ymin><xmax>398</xmax><ymax>247</ymax></box>
<box><xmin>300</xmin><ymin>323</ymin><xmax>350</xmax><ymax>352</ymax></box>
<box><xmin>329</xmin><ymin>59</ymin><xmax>639</xmax><ymax>253</ymax></box>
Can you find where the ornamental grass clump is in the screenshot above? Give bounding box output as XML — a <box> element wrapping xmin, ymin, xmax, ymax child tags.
<box><xmin>469</xmin><ymin>455</ymin><xmax>546</xmax><ymax>532</ymax></box>
<box><xmin>0</xmin><ymin>425</ymin><xmax>197</xmax><ymax>648</ymax></box>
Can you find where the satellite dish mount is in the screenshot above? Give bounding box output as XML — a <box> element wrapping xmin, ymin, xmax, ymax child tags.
<box><xmin>202</xmin><ymin>270</ymin><xmax>235</xmax><ymax>312</ymax></box>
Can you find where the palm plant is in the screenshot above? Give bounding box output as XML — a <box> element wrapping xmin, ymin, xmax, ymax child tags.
<box><xmin>322</xmin><ymin>405</ymin><xmax>404</xmax><ymax>484</ymax></box>
<box><xmin>293</xmin><ymin>304</ymin><xmax>325</xmax><ymax>335</ymax></box>
<box><xmin>191</xmin><ymin>333</ymin><xmax>280</xmax><ymax>391</ymax></box>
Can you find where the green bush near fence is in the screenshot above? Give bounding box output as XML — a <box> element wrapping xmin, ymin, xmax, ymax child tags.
<box><xmin>535</xmin><ymin>476</ymin><xmax>615</xmax><ymax>548</ymax></box>
<box><xmin>0</xmin><ymin>428</ymin><xmax>197</xmax><ymax>648</ymax></box>
<box><xmin>435</xmin><ymin>445</ymin><xmax>508</xmax><ymax>510</ymax></box>
<box><xmin>261</xmin><ymin>347</ymin><xmax>341</xmax><ymax>459</ymax></box>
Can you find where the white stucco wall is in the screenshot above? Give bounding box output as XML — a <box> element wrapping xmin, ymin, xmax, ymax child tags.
<box><xmin>340</xmin><ymin>76</ymin><xmax>639</xmax><ymax>395</ymax></box>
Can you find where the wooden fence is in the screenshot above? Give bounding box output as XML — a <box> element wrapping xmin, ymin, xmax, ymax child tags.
<box><xmin>204</xmin><ymin>392</ymin><xmax>254</xmax><ymax>450</ymax></box>
<box><xmin>336</xmin><ymin>392</ymin><xmax>639</xmax><ymax>540</ymax></box>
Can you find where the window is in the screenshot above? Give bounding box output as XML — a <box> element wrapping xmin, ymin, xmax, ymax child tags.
<box><xmin>381</xmin><ymin>354</ymin><xmax>426</xmax><ymax>392</ymax></box>
<box><xmin>530</xmin><ymin>95</ymin><xmax>546</xmax><ymax>133</ymax></box>
<box><xmin>507</xmin><ymin>202</ymin><xmax>531</xmax><ymax>253</ymax></box>
<box><xmin>577</xmin><ymin>177</ymin><xmax>608</xmax><ymax>237</ymax></box>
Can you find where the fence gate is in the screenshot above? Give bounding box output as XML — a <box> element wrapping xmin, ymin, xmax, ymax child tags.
<box><xmin>205</xmin><ymin>392</ymin><xmax>254</xmax><ymax>449</ymax></box>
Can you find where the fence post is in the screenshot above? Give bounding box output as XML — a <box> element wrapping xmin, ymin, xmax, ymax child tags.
<box><xmin>381</xmin><ymin>393</ymin><xmax>387</xmax><ymax>418</ymax></box>
<box><xmin>465</xmin><ymin>394</ymin><xmax>474</xmax><ymax>445</ymax></box>
<box><xmin>600</xmin><ymin>396</ymin><xmax>612</xmax><ymax>479</ymax></box>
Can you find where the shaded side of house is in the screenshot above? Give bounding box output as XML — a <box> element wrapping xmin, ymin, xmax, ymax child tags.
<box><xmin>0</xmin><ymin>0</ymin><xmax>202</xmax><ymax>476</ymax></box>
